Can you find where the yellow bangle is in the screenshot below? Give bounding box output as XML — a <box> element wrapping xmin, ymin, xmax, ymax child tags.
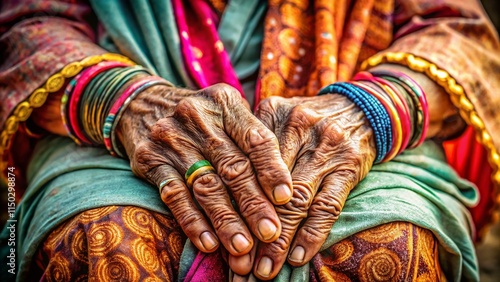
<box><xmin>362</xmin><ymin>51</ymin><xmax>500</xmax><ymax>234</ymax></box>
<box><xmin>0</xmin><ymin>53</ymin><xmax>135</xmax><ymax>180</ymax></box>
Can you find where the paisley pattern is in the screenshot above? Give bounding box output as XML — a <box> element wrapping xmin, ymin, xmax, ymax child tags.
<box><xmin>37</xmin><ymin>206</ymin><xmax>185</xmax><ymax>282</ymax></box>
<box><xmin>258</xmin><ymin>0</ymin><xmax>394</xmax><ymax>100</ymax></box>
<box><xmin>37</xmin><ymin>206</ymin><xmax>441</xmax><ymax>281</ymax></box>
<box><xmin>312</xmin><ymin>221</ymin><xmax>444</xmax><ymax>281</ymax></box>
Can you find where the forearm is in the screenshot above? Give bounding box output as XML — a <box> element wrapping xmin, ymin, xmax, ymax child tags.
<box><xmin>369</xmin><ymin>64</ymin><xmax>464</xmax><ymax>140</ymax></box>
<box><xmin>365</xmin><ymin>0</ymin><xmax>499</xmax><ymax>147</ymax></box>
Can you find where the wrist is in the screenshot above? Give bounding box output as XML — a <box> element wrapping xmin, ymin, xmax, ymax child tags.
<box><xmin>369</xmin><ymin>64</ymin><xmax>461</xmax><ymax>139</ymax></box>
<box><xmin>31</xmin><ymin>90</ymin><xmax>67</xmax><ymax>136</ymax></box>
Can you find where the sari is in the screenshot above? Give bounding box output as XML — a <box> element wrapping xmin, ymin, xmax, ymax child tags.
<box><xmin>0</xmin><ymin>0</ymin><xmax>499</xmax><ymax>281</ymax></box>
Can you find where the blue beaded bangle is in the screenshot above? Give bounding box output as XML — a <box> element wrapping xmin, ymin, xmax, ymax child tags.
<box><xmin>318</xmin><ymin>82</ymin><xmax>393</xmax><ymax>163</ymax></box>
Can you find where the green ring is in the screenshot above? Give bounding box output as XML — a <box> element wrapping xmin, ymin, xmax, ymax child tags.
<box><xmin>185</xmin><ymin>160</ymin><xmax>212</xmax><ymax>180</ymax></box>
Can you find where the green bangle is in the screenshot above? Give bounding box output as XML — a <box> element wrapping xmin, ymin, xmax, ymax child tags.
<box><xmin>185</xmin><ymin>160</ymin><xmax>213</xmax><ymax>180</ymax></box>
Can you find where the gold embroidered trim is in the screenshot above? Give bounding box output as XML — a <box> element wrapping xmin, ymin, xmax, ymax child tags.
<box><xmin>362</xmin><ymin>52</ymin><xmax>500</xmax><ymax>229</ymax></box>
<box><xmin>0</xmin><ymin>53</ymin><xmax>135</xmax><ymax>181</ymax></box>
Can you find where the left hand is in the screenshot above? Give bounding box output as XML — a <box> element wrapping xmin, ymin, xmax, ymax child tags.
<box><xmin>229</xmin><ymin>94</ymin><xmax>376</xmax><ymax>280</ymax></box>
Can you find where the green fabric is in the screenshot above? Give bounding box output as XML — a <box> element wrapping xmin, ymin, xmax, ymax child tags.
<box><xmin>0</xmin><ymin>1</ymin><xmax>480</xmax><ymax>281</ymax></box>
<box><xmin>0</xmin><ymin>136</ymin><xmax>479</xmax><ymax>281</ymax></box>
<box><xmin>90</xmin><ymin>0</ymin><xmax>191</xmax><ymax>86</ymax></box>
<box><xmin>90</xmin><ymin>0</ymin><xmax>266</xmax><ymax>106</ymax></box>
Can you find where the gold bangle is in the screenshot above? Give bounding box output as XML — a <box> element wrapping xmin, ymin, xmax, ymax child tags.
<box><xmin>186</xmin><ymin>166</ymin><xmax>216</xmax><ymax>188</ymax></box>
<box><xmin>0</xmin><ymin>53</ymin><xmax>135</xmax><ymax>182</ymax></box>
<box><xmin>362</xmin><ymin>51</ymin><xmax>500</xmax><ymax>233</ymax></box>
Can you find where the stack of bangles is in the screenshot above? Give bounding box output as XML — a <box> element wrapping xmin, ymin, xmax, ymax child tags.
<box><xmin>60</xmin><ymin>60</ymin><xmax>174</xmax><ymax>157</ymax></box>
<box><xmin>319</xmin><ymin>70</ymin><xmax>429</xmax><ymax>163</ymax></box>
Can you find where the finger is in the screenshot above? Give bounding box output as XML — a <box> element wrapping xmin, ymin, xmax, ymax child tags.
<box><xmin>197</xmin><ymin>129</ymin><xmax>281</xmax><ymax>243</ymax></box>
<box><xmin>231</xmin><ymin>273</ymin><xmax>258</xmax><ymax>282</ymax></box>
<box><xmin>154</xmin><ymin>164</ymin><xmax>220</xmax><ymax>253</ymax></box>
<box><xmin>151</xmin><ymin>120</ymin><xmax>254</xmax><ymax>255</ymax></box>
<box><xmin>253</xmin><ymin>131</ymin><xmax>343</xmax><ymax>280</ymax></box>
<box><xmin>258</xmin><ymin>102</ymin><xmax>319</xmax><ymax>172</ymax></box>
<box><xmin>288</xmin><ymin>170</ymin><xmax>353</xmax><ymax>266</ymax></box>
<box><xmin>192</xmin><ymin>172</ymin><xmax>254</xmax><ymax>256</ymax></box>
<box><xmin>253</xmin><ymin>168</ymin><xmax>323</xmax><ymax>279</ymax></box>
<box><xmin>203</xmin><ymin>84</ymin><xmax>293</xmax><ymax>205</ymax></box>
<box><xmin>228</xmin><ymin>237</ymin><xmax>257</xmax><ymax>275</ymax></box>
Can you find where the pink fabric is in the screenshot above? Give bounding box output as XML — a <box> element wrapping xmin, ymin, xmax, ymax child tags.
<box><xmin>171</xmin><ymin>3</ymin><xmax>244</xmax><ymax>278</ymax></box>
<box><xmin>171</xmin><ymin>0</ymin><xmax>244</xmax><ymax>96</ymax></box>
<box><xmin>184</xmin><ymin>251</ymin><xmax>228</xmax><ymax>282</ymax></box>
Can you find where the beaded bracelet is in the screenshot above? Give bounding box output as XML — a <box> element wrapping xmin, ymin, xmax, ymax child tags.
<box><xmin>67</xmin><ymin>61</ymin><xmax>132</xmax><ymax>145</ymax></box>
<box><xmin>318</xmin><ymin>82</ymin><xmax>392</xmax><ymax>163</ymax></box>
<box><xmin>354</xmin><ymin>71</ymin><xmax>423</xmax><ymax>158</ymax></box>
<box><xmin>350</xmin><ymin>81</ymin><xmax>402</xmax><ymax>162</ymax></box>
<box><xmin>370</xmin><ymin>77</ymin><xmax>412</xmax><ymax>154</ymax></box>
<box><xmin>103</xmin><ymin>76</ymin><xmax>174</xmax><ymax>156</ymax></box>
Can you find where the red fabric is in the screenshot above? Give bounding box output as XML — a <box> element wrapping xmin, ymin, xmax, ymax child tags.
<box><xmin>444</xmin><ymin>126</ymin><xmax>494</xmax><ymax>233</ymax></box>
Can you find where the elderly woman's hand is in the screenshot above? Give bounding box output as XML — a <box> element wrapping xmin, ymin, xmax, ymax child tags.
<box><xmin>235</xmin><ymin>94</ymin><xmax>376</xmax><ymax>280</ymax></box>
<box><xmin>116</xmin><ymin>83</ymin><xmax>293</xmax><ymax>257</ymax></box>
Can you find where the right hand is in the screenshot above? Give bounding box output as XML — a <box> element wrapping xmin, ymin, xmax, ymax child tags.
<box><xmin>116</xmin><ymin>83</ymin><xmax>293</xmax><ymax>266</ymax></box>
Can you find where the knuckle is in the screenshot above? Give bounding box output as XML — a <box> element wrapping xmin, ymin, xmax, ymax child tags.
<box><xmin>160</xmin><ymin>181</ymin><xmax>187</xmax><ymax>206</ymax></box>
<box><xmin>288</xmin><ymin>105</ymin><xmax>320</xmax><ymax>129</ymax></box>
<box><xmin>247</xmin><ymin>127</ymin><xmax>277</xmax><ymax>150</ymax></box>
<box><xmin>311</xmin><ymin>197</ymin><xmax>343</xmax><ymax>221</ymax></box>
<box><xmin>192</xmin><ymin>174</ymin><xmax>222</xmax><ymax>198</ymax></box>
<box><xmin>205</xmin><ymin>83</ymin><xmax>239</xmax><ymax>103</ymax></box>
<box><xmin>289</xmin><ymin>181</ymin><xmax>314</xmax><ymax>210</ymax></box>
<box><xmin>174</xmin><ymin>98</ymin><xmax>200</xmax><ymax>119</ymax></box>
<box><xmin>210</xmin><ymin>209</ymin><xmax>241</xmax><ymax>231</ymax></box>
<box><xmin>300</xmin><ymin>224</ymin><xmax>328</xmax><ymax>243</ymax></box>
<box><xmin>130</xmin><ymin>142</ymin><xmax>159</xmax><ymax>177</ymax></box>
<box><xmin>237</xmin><ymin>197</ymin><xmax>271</xmax><ymax>219</ymax></box>
<box><xmin>218</xmin><ymin>155</ymin><xmax>252</xmax><ymax>183</ymax></box>
<box><xmin>266</xmin><ymin>236</ymin><xmax>291</xmax><ymax>255</ymax></box>
<box><xmin>178</xmin><ymin>211</ymin><xmax>206</xmax><ymax>232</ymax></box>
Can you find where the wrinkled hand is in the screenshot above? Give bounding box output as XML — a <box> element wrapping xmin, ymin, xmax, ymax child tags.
<box><xmin>116</xmin><ymin>83</ymin><xmax>293</xmax><ymax>258</ymax></box>
<box><xmin>235</xmin><ymin>94</ymin><xmax>376</xmax><ymax>280</ymax></box>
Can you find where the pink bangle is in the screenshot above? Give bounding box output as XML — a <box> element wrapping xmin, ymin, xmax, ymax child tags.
<box><xmin>352</xmin><ymin>81</ymin><xmax>402</xmax><ymax>162</ymax></box>
<box><xmin>68</xmin><ymin>61</ymin><xmax>132</xmax><ymax>144</ymax></box>
<box><xmin>371</xmin><ymin>77</ymin><xmax>412</xmax><ymax>153</ymax></box>
<box><xmin>103</xmin><ymin>76</ymin><xmax>171</xmax><ymax>155</ymax></box>
<box><xmin>389</xmin><ymin>71</ymin><xmax>429</xmax><ymax>148</ymax></box>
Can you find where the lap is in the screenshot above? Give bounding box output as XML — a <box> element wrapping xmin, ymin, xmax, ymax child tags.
<box><xmin>33</xmin><ymin>206</ymin><xmax>184</xmax><ymax>282</ymax></box>
<box><xmin>34</xmin><ymin>206</ymin><xmax>442</xmax><ymax>282</ymax></box>
<box><xmin>12</xmin><ymin>136</ymin><xmax>476</xmax><ymax>281</ymax></box>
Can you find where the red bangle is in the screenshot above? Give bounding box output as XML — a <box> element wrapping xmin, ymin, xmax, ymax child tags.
<box><xmin>371</xmin><ymin>77</ymin><xmax>412</xmax><ymax>154</ymax></box>
<box><xmin>351</xmin><ymin>81</ymin><xmax>402</xmax><ymax>162</ymax></box>
<box><xmin>103</xmin><ymin>76</ymin><xmax>169</xmax><ymax>155</ymax></box>
<box><xmin>68</xmin><ymin>61</ymin><xmax>132</xmax><ymax>144</ymax></box>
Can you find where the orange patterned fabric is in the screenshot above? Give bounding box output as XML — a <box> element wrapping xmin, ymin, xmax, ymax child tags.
<box><xmin>257</xmin><ymin>0</ymin><xmax>394</xmax><ymax>101</ymax></box>
<box><xmin>36</xmin><ymin>207</ymin><xmax>441</xmax><ymax>281</ymax></box>
<box><xmin>312</xmin><ymin>222</ymin><xmax>444</xmax><ymax>281</ymax></box>
<box><xmin>32</xmin><ymin>206</ymin><xmax>185</xmax><ymax>282</ymax></box>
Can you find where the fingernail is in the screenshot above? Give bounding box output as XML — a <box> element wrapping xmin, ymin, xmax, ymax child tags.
<box><xmin>257</xmin><ymin>218</ymin><xmax>277</xmax><ymax>241</ymax></box>
<box><xmin>200</xmin><ymin>232</ymin><xmax>218</xmax><ymax>251</ymax></box>
<box><xmin>232</xmin><ymin>234</ymin><xmax>251</xmax><ymax>253</ymax></box>
<box><xmin>257</xmin><ymin>256</ymin><xmax>273</xmax><ymax>278</ymax></box>
<box><xmin>289</xmin><ymin>246</ymin><xmax>305</xmax><ymax>263</ymax></box>
<box><xmin>273</xmin><ymin>184</ymin><xmax>291</xmax><ymax>203</ymax></box>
